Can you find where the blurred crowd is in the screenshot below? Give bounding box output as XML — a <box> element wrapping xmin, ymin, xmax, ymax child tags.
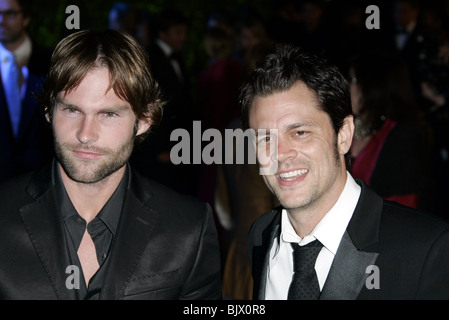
<box><xmin>2</xmin><ymin>0</ymin><xmax>449</xmax><ymax>300</ymax></box>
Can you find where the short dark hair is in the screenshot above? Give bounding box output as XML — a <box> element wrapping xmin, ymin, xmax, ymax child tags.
<box><xmin>155</xmin><ymin>9</ymin><xmax>188</xmax><ymax>34</ymax></box>
<box><xmin>16</xmin><ymin>0</ymin><xmax>31</xmax><ymax>17</ymax></box>
<box><xmin>40</xmin><ymin>29</ymin><xmax>165</xmax><ymax>144</ymax></box>
<box><xmin>239</xmin><ymin>44</ymin><xmax>353</xmax><ymax>166</ymax></box>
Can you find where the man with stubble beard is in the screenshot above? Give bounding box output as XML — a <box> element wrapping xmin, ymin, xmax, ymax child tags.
<box><xmin>0</xmin><ymin>30</ymin><xmax>221</xmax><ymax>300</ymax></box>
<box><xmin>243</xmin><ymin>45</ymin><xmax>449</xmax><ymax>300</ymax></box>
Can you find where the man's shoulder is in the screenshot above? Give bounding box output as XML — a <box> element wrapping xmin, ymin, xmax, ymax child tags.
<box><xmin>129</xmin><ymin>168</ymin><xmax>210</xmax><ymax>216</ymax></box>
<box><xmin>0</xmin><ymin>171</ymin><xmax>34</xmax><ymax>198</ymax></box>
<box><xmin>249</xmin><ymin>207</ymin><xmax>281</xmax><ymax>240</ymax></box>
<box><xmin>381</xmin><ymin>199</ymin><xmax>449</xmax><ymax>238</ymax></box>
<box><xmin>0</xmin><ymin>171</ymin><xmax>37</xmax><ymax>222</ymax></box>
<box><xmin>254</xmin><ymin>207</ymin><xmax>280</xmax><ymax>226</ymax></box>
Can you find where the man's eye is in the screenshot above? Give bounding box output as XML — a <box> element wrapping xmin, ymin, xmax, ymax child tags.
<box><xmin>104</xmin><ymin>112</ymin><xmax>118</xmax><ymax>118</ymax></box>
<box><xmin>258</xmin><ymin>136</ymin><xmax>271</xmax><ymax>144</ymax></box>
<box><xmin>64</xmin><ymin>107</ymin><xmax>79</xmax><ymax>114</ymax></box>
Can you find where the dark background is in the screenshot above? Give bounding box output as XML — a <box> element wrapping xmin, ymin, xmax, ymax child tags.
<box><xmin>28</xmin><ymin>0</ymin><xmax>274</xmax><ymax>72</ymax></box>
<box><xmin>25</xmin><ymin>0</ymin><xmax>449</xmax><ymax>219</ymax></box>
<box><xmin>27</xmin><ymin>0</ymin><xmax>404</xmax><ymax>74</ymax></box>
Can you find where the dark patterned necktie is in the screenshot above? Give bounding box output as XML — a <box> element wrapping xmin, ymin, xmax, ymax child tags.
<box><xmin>287</xmin><ymin>240</ymin><xmax>323</xmax><ymax>300</ymax></box>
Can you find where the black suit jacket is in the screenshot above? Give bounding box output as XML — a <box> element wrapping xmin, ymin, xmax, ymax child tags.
<box><xmin>0</xmin><ymin>41</ymin><xmax>53</xmax><ymax>181</ymax></box>
<box><xmin>248</xmin><ymin>179</ymin><xmax>449</xmax><ymax>299</ymax></box>
<box><xmin>0</xmin><ymin>162</ymin><xmax>222</xmax><ymax>299</ymax></box>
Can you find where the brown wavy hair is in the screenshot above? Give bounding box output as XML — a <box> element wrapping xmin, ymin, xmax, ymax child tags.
<box><xmin>40</xmin><ymin>29</ymin><xmax>164</xmax><ymax>144</ymax></box>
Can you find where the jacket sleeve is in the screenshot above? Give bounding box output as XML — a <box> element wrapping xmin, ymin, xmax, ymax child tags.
<box><xmin>417</xmin><ymin>228</ymin><xmax>449</xmax><ymax>299</ymax></box>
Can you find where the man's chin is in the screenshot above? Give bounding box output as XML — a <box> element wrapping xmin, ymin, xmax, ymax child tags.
<box><xmin>66</xmin><ymin>172</ymin><xmax>107</xmax><ymax>184</ymax></box>
<box><xmin>59</xmin><ymin>157</ymin><xmax>126</xmax><ymax>185</ymax></box>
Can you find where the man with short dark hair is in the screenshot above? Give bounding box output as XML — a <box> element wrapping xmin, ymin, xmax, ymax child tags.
<box><xmin>0</xmin><ymin>29</ymin><xmax>222</xmax><ymax>300</ymax></box>
<box><xmin>0</xmin><ymin>0</ymin><xmax>52</xmax><ymax>181</ymax></box>
<box><xmin>131</xmin><ymin>9</ymin><xmax>196</xmax><ymax>195</ymax></box>
<box><xmin>243</xmin><ymin>45</ymin><xmax>449</xmax><ymax>300</ymax></box>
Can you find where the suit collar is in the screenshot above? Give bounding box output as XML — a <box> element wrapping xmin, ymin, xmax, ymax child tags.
<box><xmin>254</xmin><ymin>211</ymin><xmax>281</xmax><ymax>300</ymax></box>
<box><xmin>320</xmin><ymin>179</ymin><xmax>382</xmax><ymax>299</ymax></box>
<box><xmin>346</xmin><ymin>179</ymin><xmax>382</xmax><ymax>251</ymax></box>
<box><xmin>25</xmin><ymin>159</ymin><xmax>55</xmax><ymax>200</ymax></box>
<box><xmin>99</xmin><ymin>166</ymin><xmax>160</xmax><ymax>299</ymax></box>
<box><xmin>21</xmin><ymin>160</ymin><xmax>75</xmax><ymax>299</ymax></box>
<box><xmin>319</xmin><ymin>232</ymin><xmax>379</xmax><ymax>299</ymax></box>
<box><xmin>256</xmin><ymin>180</ymin><xmax>383</xmax><ymax>300</ymax></box>
<box><xmin>16</xmin><ymin>72</ymin><xmax>44</xmax><ymax>140</ymax></box>
<box><xmin>22</xmin><ymin>161</ymin><xmax>160</xmax><ymax>299</ymax></box>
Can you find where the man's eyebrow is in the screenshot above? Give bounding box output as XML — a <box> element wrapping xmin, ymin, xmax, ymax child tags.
<box><xmin>98</xmin><ymin>105</ymin><xmax>130</xmax><ymax>113</ymax></box>
<box><xmin>55</xmin><ymin>98</ymin><xmax>76</xmax><ymax>109</ymax></box>
<box><xmin>285</xmin><ymin>121</ymin><xmax>314</xmax><ymax>131</ymax></box>
<box><xmin>54</xmin><ymin>98</ymin><xmax>130</xmax><ymax>113</ymax></box>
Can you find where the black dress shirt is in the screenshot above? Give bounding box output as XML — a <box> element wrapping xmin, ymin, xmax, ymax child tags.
<box><xmin>53</xmin><ymin>162</ymin><xmax>129</xmax><ymax>299</ymax></box>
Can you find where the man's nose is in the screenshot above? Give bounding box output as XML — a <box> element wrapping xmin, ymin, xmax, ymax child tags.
<box><xmin>76</xmin><ymin>116</ymin><xmax>99</xmax><ymax>144</ymax></box>
<box><xmin>277</xmin><ymin>138</ymin><xmax>298</xmax><ymax>163</ymax></box>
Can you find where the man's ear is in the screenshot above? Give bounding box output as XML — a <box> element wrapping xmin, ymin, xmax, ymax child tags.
<box><xmin>44</xmin><ymin>107</ymin><xmax>51</xmax><ymax>123</ymax></box>
<box><xmin>337</xmin><ymin>115</ymin><xmax>355</xmax><ymax>156</ymax></box>
<box><xmin>23</xmin><ymin>16</ymin><xmax>31</xmax><ymax>29</ymax></box>
<box><xmin>136</xmin><ymin>115</ymin><xmax>152</xmax><ymax>136</ymax></box>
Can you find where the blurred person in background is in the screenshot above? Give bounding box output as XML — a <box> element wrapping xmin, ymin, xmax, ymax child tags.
<box><xmin>108</xmin><ymin>2</ymin><xmax>138</xmax><ymax>36</ymax></box>
<box><xmin>349</xmin><ymin>51</ymin><xmax>433</xmax><ymax>210</ymax></box>
<box><xmin>0</xmin><ymin>30</ymin><xmax>221</xmax><ymax>300</ymax></box>
<box><xmin>130</xmin><ymin>9</ymin><xmax>196</xmax><ymax>196</ymax></box>
<box><xmin>0</xmin><ymin>0</ymin><xmax>52</xmax><ymax>181</ymax></box>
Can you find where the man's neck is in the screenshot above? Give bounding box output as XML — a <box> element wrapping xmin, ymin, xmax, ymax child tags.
<box><xmin>2</xmin><ymin>32</ymin><xmax>27</xmax><ymax>52</ymax></box>
<box><xmin>59</xmin><ymin>164</ymin><xmax>126</xmax><ymax>224</ymax></box>
<box><xmin>286</xmin><ymin>170</ymin><xmax>348</xmax><ymax>238</ymax></box>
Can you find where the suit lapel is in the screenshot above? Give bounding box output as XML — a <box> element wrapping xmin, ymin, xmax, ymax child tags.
<box><xmin>253</xmin><ymin>209</ymin><xmax>281</xmax><ymax>300</ymax></box>
<box><xmin>320</xmin><ymin>179</ymin><xmax>383</xmax><ymax>300</ymax></box>
<box><xmin>255</xmin><ymin>180</ymin><xmax>383</xmax><ymax>300</ymax></box>
<box><xmin>320</xmin><ymin>232</ymin><xmax>378</xmax><ymax>299</ymax></box>
<box><xmin>100</xmin><ymin>168</ymin><xmax>158</xmax><ymax>300</ymax></box>
<box><xmin>19</xmin><ymin>163</ymin><xmax>76</xmax><ymax>300</ymax></box>
<box><xmin>0</xmin><ymin>82</ymin><xmax>14</xmax><ymax>142</ymax></box>
<box><xmin>16</xmin><ymin>73</ymin><xmax>42</xmax><ymax>141</ymax></box>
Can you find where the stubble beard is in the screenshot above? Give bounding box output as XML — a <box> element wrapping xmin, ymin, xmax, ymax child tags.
<box><xmin>269</xmin><ymin>137</ymin><xmax>342</xmax><ymax>213</ymax></box>
<box><xmin>0</xmin><ymin>26</ymin><xmax>24</xmax><ymax>46</ymax></box>
<box><xmin>54</xmin><ymin>135</ymin><xmax>135</xmax><ymax>185</ymax></box>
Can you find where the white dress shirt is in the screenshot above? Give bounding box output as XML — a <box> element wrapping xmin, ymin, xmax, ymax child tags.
<box><xmin>0</xmin><ymin>35</ymin><xmax>32</xmax><ymax>98</ymax></box>
<box><xmin>265</xmin><ymin>172</ymin><xmax>361</xmax><ymax>300</ymax></box>
<box><xmin>395</xmin><ymin>20</ymin><xmax>416</xmax><ymax>51</ymax></box>
<box><xmin>0</xmin><ymin>36</ymin><xmax>32</xmax><ymax>136</ymax></box>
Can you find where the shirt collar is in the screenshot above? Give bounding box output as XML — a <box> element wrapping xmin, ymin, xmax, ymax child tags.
<box><xmin>53</xmin><ymin>160</ymin><xmax>129</xmax><ymax>236</ymax></box>
<box><xmin>156</xmin><ymin>39</ymin><xmax>173</xmax><ymax>58</ymax></box>
<box><xmin>13</xmin><ymin>35</ymin><xmax>32</xmax><ymax>68</ymax></box>
<box><xmin>279</xmin><ymin>171</ymin><xmax>361</xmax><ymax>255</ymax></box>
<box><xmin>0</xmin><ymin>35</ymin><xmax>31</xmax><ymax>67</ymax></box>
<box><xmin>397</xmin><ymin>20</ymin><xmax>417</xmax><ymax>34</ymax></box>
